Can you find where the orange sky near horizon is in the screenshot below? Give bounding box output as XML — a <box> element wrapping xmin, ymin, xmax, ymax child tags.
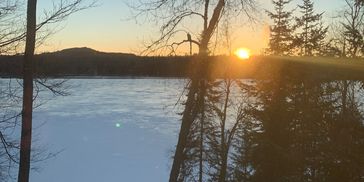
<box><xmin>36</xmin><ymin>0</ymin><xmax>345</xmax><ymax>56</ymax></box>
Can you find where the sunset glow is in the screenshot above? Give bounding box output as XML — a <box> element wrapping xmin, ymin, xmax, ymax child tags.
<box><xmin>235</xmin><ymin>48</ymin><xmax>251</xmax><ymax>60</ymax></box>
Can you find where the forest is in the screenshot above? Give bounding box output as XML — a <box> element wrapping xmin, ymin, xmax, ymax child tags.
<box><xmin>1</xmin><ymin>47</ymin><xmax>363</xmax><ymax>79</ymax></box>
<box><xmin>0</xmin><ymin>0</ymin><xmax>364</xmax><ymax>182</ymax></box>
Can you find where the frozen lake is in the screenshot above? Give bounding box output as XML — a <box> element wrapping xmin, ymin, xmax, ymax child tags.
<box><xmin>30</xmin><ymin>79</ymin><xmax>186</xmax><ymax>182</ymax></box>
<box><xmin>1</xmin><ymin>78</ymin><xmax>363</xmax><ymax>182</ymax></box>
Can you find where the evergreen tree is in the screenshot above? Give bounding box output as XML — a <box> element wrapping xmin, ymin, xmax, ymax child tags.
<box><xmin>342</xmin><ymin>0</ymin><xmax>364</xmax><ymax>58</ymax></box>
<box><xmin>266</xmin><ymin>0</ymin><xmax>295</xmax><ymax>56</ymax></box>
<box><xmin>294</xmin><ymin>0</ymin><xmax>328</xmax><ymax>56</ymax></box>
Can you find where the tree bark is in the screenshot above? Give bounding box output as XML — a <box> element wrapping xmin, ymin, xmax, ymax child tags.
<box><xmin>18</xmin><ymin>0</ymin><xmax>37</xmax><ymax>182</ymax></box>
<box><xmin>218</xmin><ymin>151</ymin><xmax>228</xmax><ymax>182</ymax></box>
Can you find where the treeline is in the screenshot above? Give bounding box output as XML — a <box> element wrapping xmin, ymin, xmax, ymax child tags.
<box><xmin>0</xmin><ymin>48</ymin><xmax>190</xmax><ymax>77</ymax></box>
<box><xmin>1</xmin><ymin>48</ymin><xmax>364</xmax><ymax>79</ymax></box>
<box><xmin>266</xmin><ymin>0</ymin><xmax>364</xmax><ymax>58</ymax></box>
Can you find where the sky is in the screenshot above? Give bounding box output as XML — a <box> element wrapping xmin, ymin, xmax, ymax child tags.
<box><xmin>36</xmin><ymin>0</ymin><xmax>345</xmax><ymax>55</ymax></box>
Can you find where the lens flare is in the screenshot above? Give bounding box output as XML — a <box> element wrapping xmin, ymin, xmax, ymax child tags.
<box><xmin>235</xmin><ymin>48</ymin><xmax>250</xmax><ymax>60</ymax></box>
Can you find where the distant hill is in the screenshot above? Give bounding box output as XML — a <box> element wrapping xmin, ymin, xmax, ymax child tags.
<box><xmin>52</xmin><ymin>47</ymin><xmax>101</xmax><ymax>55</ymax></box>
<box><xmin>42</xmin><ymin>47</ymin><xmax>137</xmax><ymax>57</ymax></box>
<box><xmin>0</xmin><ymin>47</ymin><xmax>191</xmax><ymax>77</ymax></box>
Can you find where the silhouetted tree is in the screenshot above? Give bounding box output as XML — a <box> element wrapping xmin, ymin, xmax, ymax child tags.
<box><xmin>341</xmin><ymin>0</ymin><xmax>364</xmax><ymax>58</ymax></box>
<box><xmin>130</xmin><ymin>1</ymin><xmax>258</xmax><ymax>181</ymax></box>
<box><xmin>294</xmin><ymin>0</ymin><xmax>328</xmax><ymax>56</ymax></box>
<box><xmin>244</xmin><ymin>70</ymin><xmax>298</xmax><ymax>181</ymax></box>
<box><xmin>0</xmin><ymin>0</ymin><xmax>22</xmax><ymax>54</ymax></box>
<box><xmin>0</xmin><ymin>2</ymin><xmax>22</xmax><ymax>181</ymax></box>
<box><xmin>235</xmin><ymin>74</ymin><xmax>364</xmax><ymax>181</ymax></box>
<box><xmin>18</xmin><ymin>1</ymin><xmax>37</xmax><ymax>182</ymax></box>
<box><xmin>266</xmin><ymin>0</ymin><xmax>295</xmax><ymax>56</ymax></box>
<box><xmin>0</xmin><ymin>83</ymin><xmax>20</xmax><ymax>181</ymax></box>
<box><xmin>230</xmin><ymin>107</ymin><xmax>257</xmax><ymax>182</ymax></box>
<box><xmin>333</xmin><ymin>0</ymin><xmax>364</xmax><ymax>149</ymax></box>
<box><xmin>17</xmin><ymin>1</ymin><xmax>94</xmax><ymax>182</ymax></box>
<box><xmin>330</xmin><ymin>81</ymin><xmax>364</xmax><ymax>181</ymax></box>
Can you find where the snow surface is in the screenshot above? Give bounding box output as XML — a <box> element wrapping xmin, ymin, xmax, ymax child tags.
<box><xmin>29</xmin><ymin>79</ymin><xmax>186</xmax><ymax>182</ymax></box>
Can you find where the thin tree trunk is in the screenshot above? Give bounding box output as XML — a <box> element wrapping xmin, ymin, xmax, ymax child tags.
<box><xmin>199</xmin><ymin>120</ymin><xmax>203</xmax><ymax>182</ymax></box>
<box><xmin>218</xmin><ymin>80</ymin><xmax>230</xmax><ymax>182</ymax></box>
<box><xmin>342</xmin><ymin>80</ymin><xmax>348</xmax><ymax>117</ymax></box>
<box><xmin>18</xmin><ymin>0</ymin><xmax>37</xmax><ymax>182</ymax></box>
<box><xmin>198</xmin><ymin>80</ymin><xmax>206</xmax><ymax>182</ymax></box>
<box><xmin>169</xmin><ymin>80</ymin><xmax>199</xmax><ymax>182</ymax></box>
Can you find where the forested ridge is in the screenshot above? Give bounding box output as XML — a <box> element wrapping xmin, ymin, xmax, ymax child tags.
<box><xmin>1</xmin><ymin>47</ymin><xmax>363</xmax><ymax>79</ymax></box>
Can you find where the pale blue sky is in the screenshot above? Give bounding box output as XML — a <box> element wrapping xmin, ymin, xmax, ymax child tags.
<box><xmin>36</xmin><ymin>0</ymin><xmax>345</xmax><ymax>55</ymax></box>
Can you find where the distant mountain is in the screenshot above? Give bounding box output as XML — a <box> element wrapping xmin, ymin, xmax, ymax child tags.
<box><xmin>54</xmin><ymin>47</ymin><xmax>100</xmax><ymax>55</ymax></box>
<box><xmin>42</xmin><ymin>47</ymin><xmax>137</xmax><ymax>57</ymax></box>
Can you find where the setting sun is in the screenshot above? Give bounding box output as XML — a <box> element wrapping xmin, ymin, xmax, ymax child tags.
<box><xmin>235</xmin><ymin>48</ymin><xmax>251</xmax><ymax>59</ymax></box>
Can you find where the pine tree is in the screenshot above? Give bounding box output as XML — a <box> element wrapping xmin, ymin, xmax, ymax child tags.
<box><xmin>266</xmin><ymin>0</ymin><xmax>295</xmax><ymax>56</ymax></box>
<box><xmin>342</xmin><ymin>0</ymin><xmax>364</xmax><ymax>58</ymax></box>
<box><xmin>294</xmin><ymin>0</ymin><xmax>328</xmax><ymax>56</ymax></box>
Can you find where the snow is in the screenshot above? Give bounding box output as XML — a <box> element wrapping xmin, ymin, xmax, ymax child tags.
<box><xmin>29</xmin><ymin>79</ymin><xmax>186</xmax><ymax>182</ymax></box>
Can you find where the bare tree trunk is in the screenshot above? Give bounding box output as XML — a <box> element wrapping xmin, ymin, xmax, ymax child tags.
<box><xmin>199</xmin><ymin>117</ymin><xmax>204</xmax><ymax>182</ymax></box>
<box><xmin>218</xmin><ymin>80</ymin><xmax>231</xmax><ymax>182</ymax></box>
<box><xmin>342</xmin><ymin>80</ymin><xmax>348</xmax><ymax>117</ymax></box>
<box><xmin>170</xmin><ymin>52</ymin><xmax>210</xmax><ymax>182</ymax></box>
<box><xmin>218</xmin><ymin>151</ymin><xmax>228</xmax><ymax>182</ymax></box>
<box><xmin>170</xmin><ymin>56</ymin><xmax>210</xmax><ymax>182</ymax></box>
<box><xmin>169</xmin><ymin>80</ymin><xmax>199</xmax><ymax>182</ymax></box>
<box><xmin>18</xmin><ymin>0</ymin><xmax>37</xmax><ymax>182</ymax></box>
<box><xmin>169</xmin><ymin>1</ymin><xmax>225</xmax><ymax>181</ymax></box>
<box><xmin>198</xmin><ymin>80</ymin><xmax>207</xmax><ymax>182</ymax></box>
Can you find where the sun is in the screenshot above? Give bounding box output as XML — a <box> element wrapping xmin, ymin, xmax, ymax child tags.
<box><xmin>234</xmin><ymin>48</ymin><xmax>251</xmax><ymax>60</ymax></box>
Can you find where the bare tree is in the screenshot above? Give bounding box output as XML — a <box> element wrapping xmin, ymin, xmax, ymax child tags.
<box><xmin>206</xmin><ymin>79</ymin><xmax>247</xmax><ymax>182</ymax></box>
<box><xmin>1</xmin><ymin>0</ymin><xmax>96</xmax><ymax>54</ymax></box>
<box><xmin>0</xmin><ymin>82</ymin><xmax>21</xmax><ymax>181</ymax></box>
<box><xmin>0</xmin><ymin>1</ymin><xmax>94</xmax><ymax>179</ymax></box>
<box><xmin>15</xmin><ymin>1</ymin><xmax>95</xmax><ymax>182</ymax></box>
<box><xmin>0</xmin><ymin>2</ymin><xmax>25</xmax><ymax>181</ymax></box>
<box><xmin>130</xmin><ymin>0</ymin><xmax>257</xmax><ymax>56</ymax></box>
<box><xmin>17</xmin><ymin>1</ymin><xmax>37</xmax><ymax>182</ymax></box>
<box><xmin>0</xmin><ymin>0</ymin><xmax>23</xmax><ymax>54</ymax></box>
<box><xmin>130</xmin><ymin>1</ymin><xmax>258</xmax><ymax>181</ymax></box>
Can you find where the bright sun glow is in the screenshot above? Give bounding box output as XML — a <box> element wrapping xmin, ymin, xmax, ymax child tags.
<box><xmin>235</xmin><ymin>48</ymin><xmax>251</xmax><ymax>59</ymax></box>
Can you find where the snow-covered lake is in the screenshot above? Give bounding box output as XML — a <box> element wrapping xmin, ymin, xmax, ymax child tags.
<box><xmin>30</xmin><ymin>79</ymin><xmax>186</xmax><ymax>182</ymax></box>
<box><xmin>2</xmin><ymin>78</ymin><xmax>363</xmax><ymax>182</ymax></box>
